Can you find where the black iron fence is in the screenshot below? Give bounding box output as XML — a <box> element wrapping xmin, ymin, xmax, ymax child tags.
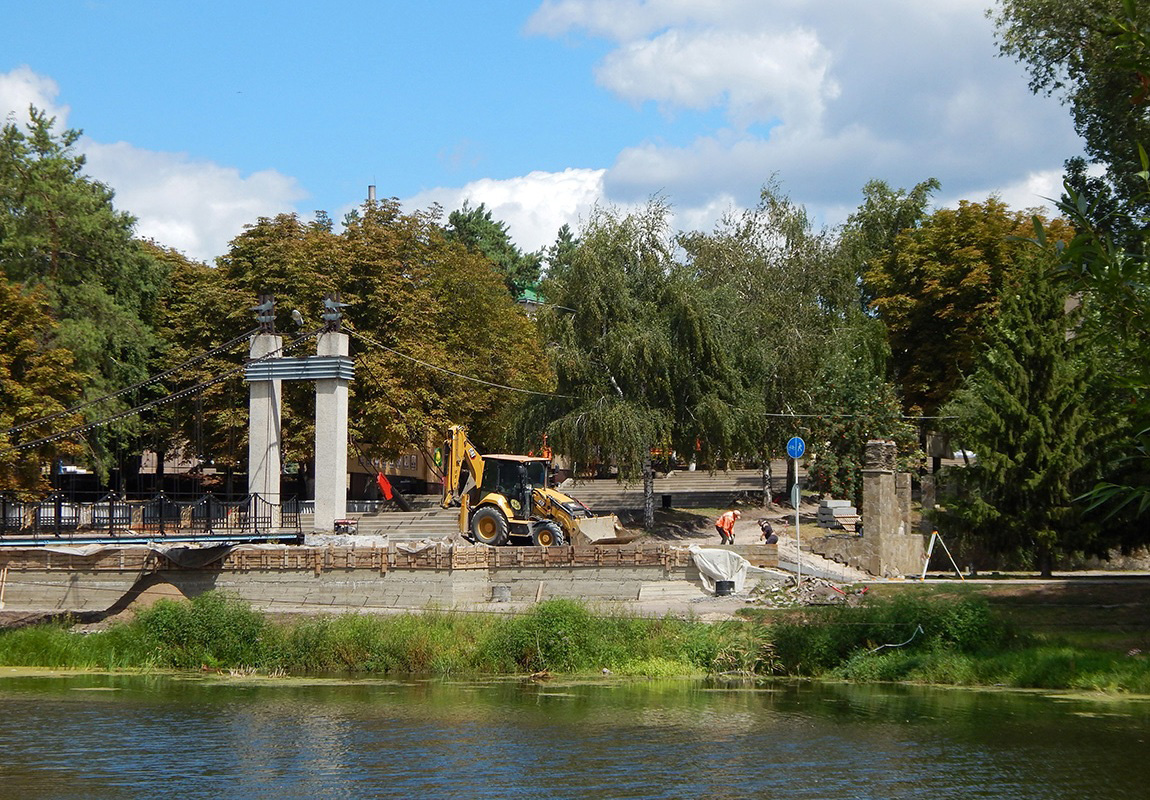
<box><xmin>0</xmin><ymin>492</ymin><xmax>301</xmax><ymax>545</ymax></box>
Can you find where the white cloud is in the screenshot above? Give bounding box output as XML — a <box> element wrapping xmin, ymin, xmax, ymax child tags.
<box><xmin>404</xmin><ymin>168</ymin><xmax>607</xmax><ymax>253</ymax></box>
<box><xmin>84</xmin><ymin>141</ymin><xmax>307</xmax><ymax>263</ymax></box>
<box><xmin>597</xmin><ymin>27</ymin><xmax>837</xmax><ymax>130</ymax></box>
<box><xmin>529</xmin><ymin>0</ymin><xmax>1083</xmax><ymax>224</ymax></box>
<box><xmin>949</xmin><ymin>168</ymin><xmax>1067</xmax><ymax>218</ymax></box>
<box><xmin>1</xmin><ymin>67</ymin><xmax>306</xmax><ymax>264</ymax></box>
<box><xmin>0</xmin><ymin>65</ymin><xmax>69</xmax><ymax>126</ymax></box>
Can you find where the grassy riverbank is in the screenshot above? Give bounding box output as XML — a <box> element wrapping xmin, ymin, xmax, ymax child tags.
<box><xmin>0</xmin><ymin>590</ymin><xmax>1147</xmax><ymax>691</ymax></box>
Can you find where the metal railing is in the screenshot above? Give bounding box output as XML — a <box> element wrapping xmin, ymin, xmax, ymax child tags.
<box><xmin>0</xmin><ymin>492</ymin><xmax>302</xmax><ymax>545</ymax></box>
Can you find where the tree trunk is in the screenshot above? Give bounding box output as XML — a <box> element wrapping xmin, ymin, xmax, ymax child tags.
<box><xmin>761</xmin><ymin>454</ymin><xmax>773</xmax><ymax>508</ymax></box>
<box><xmin>643</xmin><ymin>454</ymin><xmax>655</xmax><ymax>530</ymax></box>
<box><xmin>155</xmin><ymin>447</ymin><xmax>166</xmax><ymax>494</ymax></box>
<box><xmin>1037</xmin><ymin>545</ymin><xmax>1055</xmax><ymax>578</ymax></box>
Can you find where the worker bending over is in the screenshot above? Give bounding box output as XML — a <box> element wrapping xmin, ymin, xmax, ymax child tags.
<box><xmin>715</xmin><ymin>509</ymin><xmax>741</xmax><ymax>544</ymax></box>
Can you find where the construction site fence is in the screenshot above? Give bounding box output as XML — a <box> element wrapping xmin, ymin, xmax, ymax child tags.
<box><xmin>0</xmin><ymin>542</ymin><xmax>743</xmax><ymax>574</ymax></box>
<box><xmin>0</xmin><ymin>492</ymin><xmax>301</xmax><ymax>542</ymax></box>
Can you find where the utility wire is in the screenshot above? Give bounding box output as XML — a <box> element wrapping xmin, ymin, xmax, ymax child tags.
<box><xmin>345</xmin><ymin>327</ymin><xmax>572</xmax><ymax>398</ymax></box>
<box><xmin>5</xmin><ymin>328</ymin><xmax>260</xmax><ymax>437</ymax></box>
<box><xmin>761</xmin><ymin>412</ymin><xmax>957</xmax><ymax>421</ymax></box>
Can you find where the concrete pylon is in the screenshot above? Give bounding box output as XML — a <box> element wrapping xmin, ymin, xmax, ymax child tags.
<box><xmin>313</xmin><ymin>330</ymin><xmax>350</xmax><ymax>531</ymax></box>
<box><xmin>247</xmin><ymin>333</ymin><xmax>283</xmax><ymax>524</ymax></box>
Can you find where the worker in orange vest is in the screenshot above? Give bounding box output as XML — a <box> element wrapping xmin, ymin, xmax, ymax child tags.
<box><xmin>715</xmin><ymin>509</ymin><xmax>741</xmax><ymax>544</ymax></box>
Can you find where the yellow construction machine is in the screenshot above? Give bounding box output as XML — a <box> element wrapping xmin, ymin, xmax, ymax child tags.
<box><xmin>441</xmin><ymin>425</ymin><xmax>627</xmax><ymax>546</ymax></box>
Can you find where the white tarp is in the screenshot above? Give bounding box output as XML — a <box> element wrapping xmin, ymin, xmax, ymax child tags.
<box><xmin>688</xmin><ymin>545</ymin><xmax>750</xmax><ymax>594</ymax></box>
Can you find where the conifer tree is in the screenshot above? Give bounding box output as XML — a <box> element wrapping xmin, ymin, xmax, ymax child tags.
<box><xmin>0</xmin><ymin>109</ymin><xmax>167</xmax><ymax>480</ymax></box>
<box><xmin>938</xmin><ymin>265</ymin><xmax>1116</xmax><ymax>576</ymax></box>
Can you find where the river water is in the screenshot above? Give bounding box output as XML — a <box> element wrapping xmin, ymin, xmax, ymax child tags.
<box><xmin>0</xmin><ymin>670</ymin><xmax>1146</xmax><ymax>799</ymax></box>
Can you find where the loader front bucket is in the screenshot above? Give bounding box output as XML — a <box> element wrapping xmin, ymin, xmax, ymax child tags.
<box><xmin>572</xmin><ymin>514</ymin><xmax>641</xmax><ymax>545</ymax></box>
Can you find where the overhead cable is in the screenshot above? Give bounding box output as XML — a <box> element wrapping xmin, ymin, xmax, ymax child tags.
<box><xmin>5</xmin><ymin>328</ymin><xmax>261</xmax><ymax>437</ymax></box>
<box><xmin>345</xmin><ymin>327</ymin><xmax>572</xmax><ymax>398</ymax></box>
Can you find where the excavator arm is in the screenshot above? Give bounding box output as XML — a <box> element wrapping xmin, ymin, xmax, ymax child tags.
<box><xmin>441</xmin><ymin>425</ymin><xmax>485</xmax><ymax>508</ymax></box>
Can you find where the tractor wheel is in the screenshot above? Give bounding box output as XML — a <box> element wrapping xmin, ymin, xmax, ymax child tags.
<box><xmin>531</xmin><ymin>522</ymin><xmax>566</xmax><ymax>547</ymax></box>
<box><xmin>471</xmin><ymin>506</ymin><xmax>509</xmax><ymax>546</ymax></box>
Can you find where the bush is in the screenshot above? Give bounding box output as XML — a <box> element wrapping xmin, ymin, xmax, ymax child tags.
<box><xmin>134</xmin><ymin>591</ymin><xmax>272</xmax><ymax>668</ymax></box>
<box><xmin>767</xmin><ymin>595</ymin><xmax>1019</xmax><ymax>676</ymax></box>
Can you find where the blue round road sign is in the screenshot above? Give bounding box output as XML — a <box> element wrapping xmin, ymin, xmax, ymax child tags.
<box><xmin>786</xmin><ymin>436</ymin><xmax>806</xmax><ymax>459</ymax></box>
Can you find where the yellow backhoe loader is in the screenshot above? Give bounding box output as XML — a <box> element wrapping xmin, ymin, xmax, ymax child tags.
<box><xmin>441</xmin><ymin>425</ymin><xmax>628</xmax><ymax>546</ymax></box>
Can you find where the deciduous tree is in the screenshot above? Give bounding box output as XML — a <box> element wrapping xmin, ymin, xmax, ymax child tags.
<box><xmin>993</xmin><ymin>0</ymin><xmax>1150</xmax><ymax>209</ymax></box>
<box><xmin>866</xmin><ymin>198</ymin><xmax>1071</xmax><ymax>415</ymax></box>
<box><xmin>0</xmin><ymin>278</ymin><xmax>85</xmax><ymax>493</ymax></box>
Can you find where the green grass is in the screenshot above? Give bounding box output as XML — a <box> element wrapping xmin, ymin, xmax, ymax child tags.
<box><xmin>1</xmin><ymin>590</ymin><xmax>1147</xmax><ymax>692</ymax></box>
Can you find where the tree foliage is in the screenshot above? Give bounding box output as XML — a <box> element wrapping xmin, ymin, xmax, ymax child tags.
<box><xmin>211</xmin><ymin>200</ymin><xmax>551</xmax><ymax>476</ymax></box>
<box><xmin>0</xmin><ymin>279</ymin><xmax>85</xmax><ymax>493</ymax></box>
<box><xmin>522</xmin><ymin>200</ymin><xmax>745</xmax><ymax>526</ymax></box>
<box><xmin>804</xmin><ymin>327</ymin><xmax>920</xmax><ymax>507</ymax></box>
<box><xmin>993</xmin><ymin>0</ymin><xmax>1150</xmax><ymax>209</ymax></box>
<box><xmin>1011</xmin><ymin>1</ymin><xmax>1150</xmax><ymax>536</ymax></box>
<box><xmin>938</xmin><ymin>266</ymin><xmax>1118</xmax><ymax>575</ymax></box>
<box><xmin>446</xmin><ymin>201</ymin><xmax>542</xmax><ymax>297</ymax></box>
<box><xmin>0</xmin><ymin>108</ymin><xmax>168</xmax><ymax>478</ymax></box>
<box><xmin>680</xmin><ymin>184</ymin><xmax>879</xmax><ymax>498</ymax></box>
<box><xmin>866</xmin><ymin>197</ymin><xmax>1071</xmax><ymax>415</ymax></box>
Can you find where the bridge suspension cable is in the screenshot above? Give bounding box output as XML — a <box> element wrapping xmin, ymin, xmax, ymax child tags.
<box><xmin>9</xmin><ymin>329</ymin><xmax>323</xmax><ymax>451</ymax></box>
<box><xmin>4</xmin><ymin>328</ymin><xmax>261</xmax><ymax>437</ymax></box>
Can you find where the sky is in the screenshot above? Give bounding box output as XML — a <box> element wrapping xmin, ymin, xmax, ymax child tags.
<box><xmin>1</xmin><ymin>0</ymin><xmax>1085</xmax><ymax>264</ymax></box>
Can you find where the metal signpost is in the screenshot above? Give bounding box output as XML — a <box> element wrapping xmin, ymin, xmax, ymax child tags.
<box><xmin>786</xmin><ymin>436</ymin><xmax>805</xmax><ymax>583</ymax></box>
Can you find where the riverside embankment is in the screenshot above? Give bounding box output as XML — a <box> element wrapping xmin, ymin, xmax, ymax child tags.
<box><xmin>0</xmin><ymin>540</ymin><xmax>780</xmax><ymax>622</ymax></box>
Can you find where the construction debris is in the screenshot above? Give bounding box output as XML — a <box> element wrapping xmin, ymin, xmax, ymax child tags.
<box><xmin>746</xmin><ymin>575</ymin><xmax>867</xmax><ymax>607</ymax></box>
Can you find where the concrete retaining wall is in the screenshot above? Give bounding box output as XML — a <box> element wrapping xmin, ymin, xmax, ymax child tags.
<box><xmin>0</xmin><ymin>542</ymin><xmax>777</xmax><ymax>614</ymax></box>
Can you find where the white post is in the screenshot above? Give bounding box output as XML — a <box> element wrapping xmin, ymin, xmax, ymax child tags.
<box><xmin>313</xmin><ymin>330</ymin><xmax>350</xmax><ymax>532</ymax></box>
<box><xmin>247</xmin><ymin>333</ymin><xmax>283</xmax><ymax>526</ymax></box>
<box><xmin>921</xmin><ymin>531</ymin><xmax>938</xmax><ymax>581</ymax></box>
<box><xmin>792</xmin><ymin>479</ymin><xmax>801</xmax><ymax>583</ymax></box>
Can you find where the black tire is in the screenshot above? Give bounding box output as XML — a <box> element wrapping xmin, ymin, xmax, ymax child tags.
<box><xmin>471</xmin><ymin>506</ymin><xmax>509</xmax><ymax>546</ymax></box>
<box><xmin>531</xmin><ymin>522</ymin><xmax>566</xmax><ymax>547</ymax></box>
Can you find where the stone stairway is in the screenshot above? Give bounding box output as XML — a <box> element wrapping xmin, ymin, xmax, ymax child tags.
<box><xmin>560</xmin><ymin>468</ymin><xmax>776</xmax><ymax>511</ymax></box>
<box><xmin>305</xmin><ymin>465</ymin><xmax>799</xmax><ymax>540</ymax></box>
<box><xmin>302</xmin><ymin>507</ymin><xmax>461</xmax><ymax>541</ymax></box>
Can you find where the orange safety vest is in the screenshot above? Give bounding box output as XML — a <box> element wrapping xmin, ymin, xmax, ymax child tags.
<box><xmin>717</xmin><ymin>511</ymin><xmax>738</xmax><ymax>533</ymax></box>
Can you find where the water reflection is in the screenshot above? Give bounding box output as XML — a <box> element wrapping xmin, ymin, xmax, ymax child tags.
<box><xmin>0</xmin><ymin>672</ymin><xmax>1146</xmax><ymax>799</ymax></box>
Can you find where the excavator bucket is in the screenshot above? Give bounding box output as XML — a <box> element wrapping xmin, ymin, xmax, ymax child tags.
<box><xmin>571</xmin><ymin>514</ymin><xmax>641</xmax><ymax>545</ymax></box>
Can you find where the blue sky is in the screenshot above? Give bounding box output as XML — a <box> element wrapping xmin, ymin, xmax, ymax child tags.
<box><xmin>2</xmin><ymin>1</ymin><xmax>1084</xmax><ymax>262</ymax></box>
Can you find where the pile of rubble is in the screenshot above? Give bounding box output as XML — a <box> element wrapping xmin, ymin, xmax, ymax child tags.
<box><xmin>746</xmin><ymin>575</ymin><xmax>867</xmax><ymax>607</ymax></box>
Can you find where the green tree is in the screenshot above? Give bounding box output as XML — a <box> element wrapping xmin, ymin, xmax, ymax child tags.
<box><xmin>866</xmin><ymin>198</ymin><xmax>1071</xmax><ymax>415</ymax></box>
<box><xmin>938</xmin><ymin>266</ymin><xmax>1117</xmax><ymax>576</ymax></box>
<box><xmin>846</xmin><ymin>178</ymin><xmax>940</xmax><ymax>309</ymax></box>
<box><xmin>523</xmin><ymin>200</ymin><xmax>742</xmax><ymax>528</ymax></box>
<box><xmin>805</xmin><ymin>327</ymin><xmax>919</xmax><ymax>507</ymax></box>
<box><xmin>1040</xmin><ymin>170</ymin><xmax>1150</xmax><ymax>534</ymax></box>
<box><xmin>0</xmin><ymin>278</ymin><xmax>85</xmax><ymax>493</ymax></box>
<box><xmin>212</xmin><ymin>200</ymin><xmax>551</xmax><ymax>484</ymax></box>
<box><xmin>142</xmin><ymin>242</ymin><xmax>252</xmax><ymax>490</ymax></box>
<box><xmin>998</xmin><ymin>0</ymin><xmax>1150</xmax><ymax>535</ymax></box>
<box><xmin>0</xmin><ymin>108</ymin><xmax>168</xmax><ymax>479</ymax></box>
<box><xmin>446</xmin><ymin>202</ymin><xmax>541</xmax><ymax>297</ymax></box>
<box><xmin>682</xmin><ymin>182</ymin><xmax>910</xmax><ymax>503</ymax></box>
<box><xmin>993</xmin><ymin>0</ymin><xmax>1150</xmax><ymax>209</ymax></box>
<box><xmin>545</xmin><ymin>223</ymin><xmax>579</xmax><ymax>280</ymax></box>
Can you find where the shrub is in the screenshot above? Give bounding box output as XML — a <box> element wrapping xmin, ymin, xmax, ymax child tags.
<box><xmin>133</xmin><ymin>591</ymin><xmax>272</xmax><ymax>668</ymax></box>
